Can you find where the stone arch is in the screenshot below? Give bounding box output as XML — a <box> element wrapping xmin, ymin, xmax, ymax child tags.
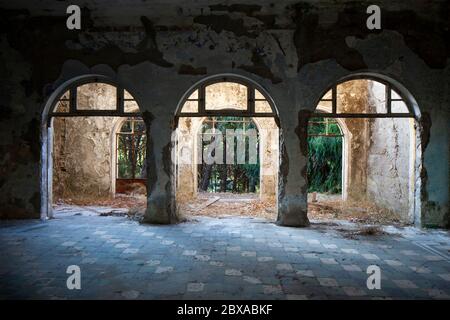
<box><xmin>173</xmin><ymin>74</ymin><xmax>281</xmax><ymax>219</ymax></box>
<box><xmin>312</xmin><ymin>108</ymin><xmax>352</xmax><ymax>201</ymax></box>
<box><xmin>174</xmin><ymin>73</ymin><xmax>281</xmax><ymax>126</ymax></box>
<box><xmin>40</xmin><ymin>75</ymin><xmax>144</xmax><ymax>219</ymax></box>
<box><xmin>308</xmin><ymin>73</ymin><xmax>422</xmax><ymax>225</ymax></box>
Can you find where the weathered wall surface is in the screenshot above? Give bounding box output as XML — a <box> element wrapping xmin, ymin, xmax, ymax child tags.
<box><xmin>0</xmin><ymin>0</ymin><xmax>448</xmax><ymax>226</ymax></box>
<box><xmin>367</xmin><ymin>117</ymin><xmax>412</xmax><ymax>220</ymax></box>
<box><xmin>53</xmin><ymin>116</ymin><xmax>119</xmax><ymax>200</ymax></box>
<box><xmin>256</xmin><ymin>117</ymin><xmax>279</xmax><ymax>201</ymax></box>
<box><xmin>176</xmin><ymin>116</ymin><xmax>201</xmax><ymax>202</ymax></box>
<box><xmin>336</xmin><ymin>80</ymin><xmax>412</xmax><ymax>221</ymax></box>
<box><xmin>337</xmin><ymin>81</ymin><xmax>371</xmax><ymax>202</ymax></box>
<box><xmin>366</xmin><ymin>82</ymin><xmax>412</xmax><ymax>220</ymax></box>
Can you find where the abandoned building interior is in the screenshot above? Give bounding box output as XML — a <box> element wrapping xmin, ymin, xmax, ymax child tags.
<box><xmin>46</xmin><ymin>77</ymin><xmax>420</xmax><ymax>226</ymax></box>
<box><xmin>0</xmin><ymin>0</ymin><xmax>448</xmax><ymax>301</ymax></box>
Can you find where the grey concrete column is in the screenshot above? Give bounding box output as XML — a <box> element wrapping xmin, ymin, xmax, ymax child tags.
<box><xmin>142</xmin><ymin>111</ymin><xmax>178</xmax><ymax>224</ymax></box>
<box><xmin>276</xmin><ymin>110</ymin><xmax>310</xmax><ymax>227</ymax></box>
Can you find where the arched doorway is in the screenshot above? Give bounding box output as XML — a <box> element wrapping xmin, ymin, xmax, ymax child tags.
<box><xmin>197</xmin><ymin>116</ymin><xmax>260</xmax><ymax>194</ymax></box>
<box><xmin>173</xmin><ymin>75</ymin><xmax>280</xmax><ymax>221</ymax></box>
<box><xmin>307</xmin><ymin>75</ymin><xmax>421</xmax><ymax>226</ymax></box>
<box><xmin>112</xmin><ymin>117</ymin><xmax>147</xmax><ymax>196</ymax></box>
<box><xmin>40</xmin><ymin>76</ymin><xmax>146</xmax><ymax>219</ymax></box>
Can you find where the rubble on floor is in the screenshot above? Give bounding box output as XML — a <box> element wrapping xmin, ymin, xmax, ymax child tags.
<box><xmin>54</xmin><ymin>193</ymin><xmax>146</xmax><ymax>220</ymax></box>
<box><xmin>308</xmin><ymin>194</ymin><xmax>408</xmax><ymax>226</ymax></box>
<box><xmin>178</xmin><ymin>192</ymin><xmax>277</xmax><ymax>221</ymax></box>
<box><xmin>52</xmin><ymin>205</ymin><xmax>128</xmax><ymax>217</ymax></box>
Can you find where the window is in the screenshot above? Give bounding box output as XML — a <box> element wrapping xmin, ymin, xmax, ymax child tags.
<box><xmin>116</xmin><ymin>118</ymin><xmax>147</xmax><ymax>179</ymax></box>
<box><xmin>307</xmin><ymin>117</ymin><xmax>343</xmax><ymax>194</ymax></box>
<box><xmin>76</xmin><ymin>83</ymin><xmax>117</xmax><ymax>110</ymax></box>
<box><xmin>198</xmin><ymin>117</ymin><xmax>260</xmax><ymax>193</ymax></box>
<box><xmin>50</xmin><ymin>80</ymin><xmax>140</xmax><ymax>116</ymax></box>
<box><xmin>205</xmin><ymin>82</ymin><xmax>247</xmax><ymax>111</ymax></box>
<box><xmin>178</xmin><ymin>80</ymin><xmax>276</xmax><ymax>118</ymax></box>
<box><xmin>315</xmin><ymin>78</ymin><xmax>414</xmax><ymax>118</ymax></box>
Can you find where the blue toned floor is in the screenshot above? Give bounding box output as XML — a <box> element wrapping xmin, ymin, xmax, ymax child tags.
<box><xmin>0</xmin><ymin>208</ymin><xmax>449</xmax><ymax>300</ymax></box>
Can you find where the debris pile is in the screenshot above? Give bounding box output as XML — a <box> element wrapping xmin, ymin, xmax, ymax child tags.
<box><xmin>178</xmin><ymin>193</ymin><xmax>277</xmax><ymax>221</ymax></box>
<box><xmin>308</xmin><ymin>196</ymin><xmax>408</xmax><ymax>226</ymax></box>
<box><xmin>54</xmin><ymin>193</ymin><xmax>146</xmax><ymax>220</ymax></box>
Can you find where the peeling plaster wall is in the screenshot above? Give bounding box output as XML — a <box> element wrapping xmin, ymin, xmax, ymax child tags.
<box><xmin>255</xmin><ymin>117</ymin><xmax>279</xmax><ymax>201</ymax></box>
<box><xmin>367</xmin><ymin>82</ymin><xmax>414</xmax><ymax>222</ymax></box>
<box><xmin>367</xmin><ymin>117</ymin><xmax>412</xmax><ymax>220</ymax></box>
<box><xmin>366</xmin><ymin>81</ymin><xmax>412</xmax><ymax>220</ymax></box>
<box><xmin>53</xmin><ymin>116</ymin><xmax>119</xmax><ymax>200</ymax></box>
<box><xmin>336</xmin><ymin>81</ymin><xmax>413</xmax><ymax>221</ymax></box>
<box><xmin>337</xmin><ymin>81</ymin><xmax>371</xmax><ymax>201</ymax></box>
<box><xmin>0</xmin><ymin>0</ymin><xmax>448</xmax><ymax>227</ymax></box>
<box><xmin>176</xmin><ymin>116</ymin><xmax>201</xmax><ymax>202</ymax></box>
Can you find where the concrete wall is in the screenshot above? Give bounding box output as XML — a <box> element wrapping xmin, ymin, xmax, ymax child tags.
<box><xmin>333</xmin><ymin>80</ymin><xmax>413</xmax><ymax>221</ymax></box>
<box><xmin>0</xmin><ymin>1</ymin><xmax>448</xmax><ymax>227</ymax></box>
<box><xmin>53</xmin><ymin>116</ymin><xmax>119</xmax><ymax>200</ymax></box>
<box><xmin>256</xmin><ymin>117</ymin><xmax>279</xmax><ymax>201</ymax></box>
<box><xmin>367</xmin><ymin>117</ymin><xmax>412</xmax><ymax>220</ymax></box>
<box><xmin>176</xmin><ymin>117</ymin><xmax>202</xmax><ymax>202</ymax></box>
<box><xmin>336</xmin><ymin>81</ymin><xmax>371</xmax><ymax>202</ymax></box>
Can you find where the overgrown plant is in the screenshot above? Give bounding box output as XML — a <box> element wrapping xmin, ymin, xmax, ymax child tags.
<box><xmin>307</xmin><ymin>117</ymin><xmax>342</xmax><ymax>193</ymax></box>
<box><xmin>198</xmin><ymin>116</ymin><xmax>260</xmax><ymax>193</ymax></box>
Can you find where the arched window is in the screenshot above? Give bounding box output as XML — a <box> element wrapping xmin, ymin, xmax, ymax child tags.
<box><xmin>308</xmin><ymin>76</ymin><xmax>419</xmax><ymax>224</ymax></box>
<box><xmin>176</xmin><ymin>77</ymin><xmax>278</xmax><ymax>124</ymax></box>
<box><xmin>314</xmin><ymin>78</ymin><xmax>413</xmax><ymax>118</ymax></box>
<box><xmin>50</xmin><ymin>79</ymin><xmax>140</xmax><ymax>118</ymax></box>
<box><xmin>116</xmin><ymin>118</ymin><xmax>147</xmax><ymax>180</ymax></box>
<box><xmin>175</xmin><ymin>76</ymin><xmax>280</xmax><ymax>218</ymax></box>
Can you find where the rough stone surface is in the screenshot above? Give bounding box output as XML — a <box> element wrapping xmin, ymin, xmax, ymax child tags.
<box><xmin>322</xmin><ymin>80</ymin><xmax>413</xmax><ymax>221</ymax></box>
<box><xmin>53</xmin><ymin>116</ymin><xmax>120</xmax><ymax>199</ymax></box>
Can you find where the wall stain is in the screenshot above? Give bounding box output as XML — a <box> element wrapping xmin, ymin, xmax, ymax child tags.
<box><xmin>238</xmin><ymin>48</ymin><xmax>282</xmax><ymax>84</ymax></box>
<box><xmin>278</xmin><ymin>134</ymin><xmax>289</xmax><ymax>204</ymax></box>
<box><xmin>162</xmin><ymin>142</ymin><xmax>178</xmax><ymax>223</ymax></box>
<box><xmin>1</xmin><ymin>9</ymin><xmax>173</xmax><ymax>96</ymax></box>
<box><xmin>193</xmin><ymin>14</ymin><xmax>256</xmax><ymax>38</ymax></box>
<box><xmin>295</xmin><ymin>109</ymin><xmax>311</xmax><ymax>157</ymax></box>
<box><xmin>417</xmin><ymin>111</ymin><xmax>438</xmax><ymax>227</ymax></box>
<box><xmin>292</xmin><ymin>4</ymin><xmax>367</xmax><ymax>71</ymax></box>
<box><xmin>142</xmin><ymin>111</ymin><xmax>157</xmax><ymax>197</ymax></box>
<box><xmin>178</xmin><ymin>64</ymin><xmax>207</xmax><ymax>75</ymax></box>
<box><xmin>208</xmin><ymin>4</ymin><xmax>276</xmax><ymax>28</ymax></box>
<box><xmin>21</xmin><ymin>118</ymin><xmax>40</xmax><ymax>162</ymax></box>
<box><xmin>291</xmin><ymin>3</ymin><xmax>449</xmax><ymax>71</ymax></box>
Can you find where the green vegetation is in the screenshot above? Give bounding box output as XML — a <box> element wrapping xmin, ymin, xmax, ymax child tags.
<box><xmin>198</xmin><ymin>117</ymin><xmax>260</xmax><ymax>193</ymax></box>
<box><xmin>307</xmin><ymin>117</ymin><xmax>342</xmax><ymax>193</ymax></box>
<box><xmin>117</xmin><ymin>119</ymin><xmax>147</xmax><ymax>179</ymax></box>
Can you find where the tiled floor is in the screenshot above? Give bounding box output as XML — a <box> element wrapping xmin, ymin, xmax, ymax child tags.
<box><xmin>0</xmin><ymin>209</ymin><xmax>449</xmax><ymax>300</ymax></box>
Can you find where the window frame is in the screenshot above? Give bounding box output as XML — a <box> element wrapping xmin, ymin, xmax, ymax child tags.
<box><xmin>48</xmin><ymin>78</ymin><xmax>141</xmax><ymax>121</ymax></box>
<box><xmin>116</xmin><ymin>117</ymin><xmax>147</xmax><ymax>180</ymax></box>
<box><xmin>313</xmin><ymin>76</ymin><xmax>415</xmax><ymax>119</ymax></box>
<box><xmin>175</xmin><ymin>77</ymin><xmax>278</xmax><ymax>126</ymax></box>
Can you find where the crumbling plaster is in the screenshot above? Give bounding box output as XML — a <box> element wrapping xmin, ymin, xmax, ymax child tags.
<box><xmin>53</xmin><ymin>116</ymin><xmax>121</xmax><ymax>200</ymax></box>
<box><xmin>0</xmin><ymin>1</ymin><xmax>448</xmax><ymax>227</ymax></box>
<box><xmin>330</xmin><ymin>80</ymin><xmax>413</xmax><ymax>221</ymax></box>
